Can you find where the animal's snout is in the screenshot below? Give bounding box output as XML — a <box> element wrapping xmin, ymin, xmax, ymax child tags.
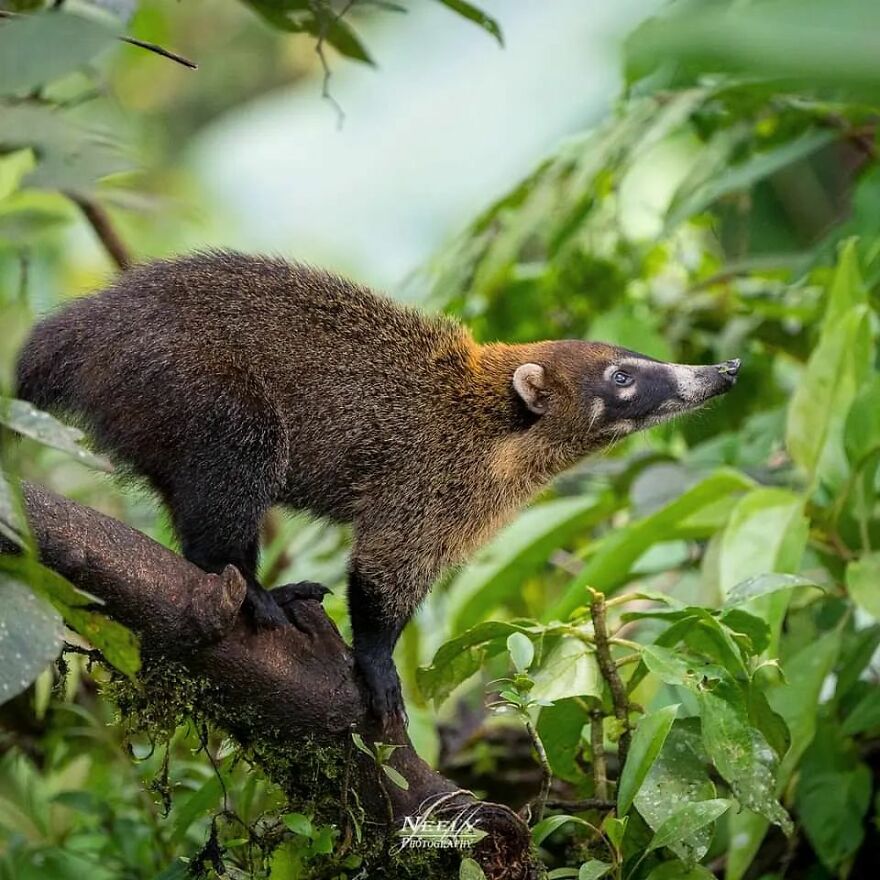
<box><xmin>717</xmin><ymin>358</ymin><xmax>741</xmax><ymax>382</ymax></box>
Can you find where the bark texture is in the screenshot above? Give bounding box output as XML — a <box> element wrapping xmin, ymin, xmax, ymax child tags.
<box><xmin>4</xmin><ymin>481</ymin><xmax>536</xmax><ymax>880</ymax></box>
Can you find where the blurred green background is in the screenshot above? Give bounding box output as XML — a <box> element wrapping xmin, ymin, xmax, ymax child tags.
<box><xmin>3</xmin><ymin>0</ymin><xmax>880</xmax><ymax>878</ymax></box>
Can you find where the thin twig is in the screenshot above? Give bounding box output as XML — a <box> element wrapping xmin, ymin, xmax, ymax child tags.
<box><xmin>543</xmin><ymin>798</ymin><xmax>615</xmax><ymax>812</ymax></box>
<box><xmin>65</xmin><ymin>191</ymin><xmax>132</xmax><ymax>271</ymax></box>
<box><xmin>0</xmin><ymin>11</ymin><xmax>197</xmax><ymax>70</ymax></box>
<box><xmin>119</xmin><ymin>36</ymin><xmax>197</xmax><ymax>70</ymax></box>
<box><xmin>590</xmin><ymin>709</ymin><xmax>608</xmax><ymax>801</ymax></box>
<box><xmin>309</xmin><ymin>0</ymin><xmax>351</xmax><ymax>127</ymax></box>
<box><xmin>524</xmin><ymin>717</ymin><xmax>552</xmax><ymax>824</ymax></box>
<box><xmin>590</xmin><ymin>588</ymin><xmax>632</xmax><ymax>767</ymax></box>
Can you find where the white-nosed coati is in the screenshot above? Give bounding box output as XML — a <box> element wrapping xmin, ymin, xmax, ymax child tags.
<box><xmin>16</xmin><ymin>251</ymin><xmax>740</xmax><ymax>725</ymax></box>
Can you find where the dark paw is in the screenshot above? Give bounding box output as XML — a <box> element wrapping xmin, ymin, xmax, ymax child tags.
<box><xmin>245</xmin><ymin>584</ymin><xmax>289</xmax><ymax>630</ymax></box>
<box><xmin>270</xmin><ymin>581</ymin><xmax>330</xmax><ymax>634</ymax></box>
<box><xmin>356</xmin><ymin>654</ymin><xmax>408</xmax><ymax>732</ymax></box>
<box><xmin>272</xmin><ymin>581</ymin><xmax>331</xmax><ymax>606</ymax></box>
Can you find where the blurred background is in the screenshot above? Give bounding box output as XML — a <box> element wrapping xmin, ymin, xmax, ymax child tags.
<box><xmin>2</xmin><ymin>0</ymin><xmax>880</xmax><ymax>878</ymax></box>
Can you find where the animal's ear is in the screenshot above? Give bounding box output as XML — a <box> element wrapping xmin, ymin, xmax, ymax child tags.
<box><xmin>513</xmin><ymin>363</ymin><xmax>549</xmax><ymax>414</ymax></box>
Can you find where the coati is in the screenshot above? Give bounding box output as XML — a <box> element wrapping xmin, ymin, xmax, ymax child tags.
<box><xmin>15</xmin><ymin>251</ymin><xmax>740</xmax><ymax>725</ymax></box>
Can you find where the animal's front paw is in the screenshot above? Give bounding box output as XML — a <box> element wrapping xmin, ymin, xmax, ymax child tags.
<box><xmin>271</xmin><ymin>581</ymin><xmax>330</xmax><ymax>634</ymax></box>
<box><xmin>245</xmin><ymin>583</ymin><xmax>289</xmax><ymax>630</ymax></box>
<box><xmin>355</xmin><ymin>652</ymin><xmax>408</xmax><ymax>733</ymax></box>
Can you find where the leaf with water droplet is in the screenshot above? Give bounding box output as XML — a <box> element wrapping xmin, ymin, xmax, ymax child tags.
<box><xmin>0</xmin><ymin>575</ymin><xmax>63</xmax><ymax>706</ymax></box>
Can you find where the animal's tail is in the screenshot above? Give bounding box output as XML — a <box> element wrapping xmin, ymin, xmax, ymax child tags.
<box><xmin>15</xmin><ymin>305</ymin><xmax>89</xmax><ymax>414</ymax></box>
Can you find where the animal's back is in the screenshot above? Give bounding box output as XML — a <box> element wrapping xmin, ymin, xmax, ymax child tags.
<box><xmin>16</xmin><ymin>251</ymin><xmax>472</xmax><ymax>519</ymax></box>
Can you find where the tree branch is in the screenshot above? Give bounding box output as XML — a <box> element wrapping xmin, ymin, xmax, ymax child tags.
<box><xmin>65</xmin><ymin>192</ymin><xmax>133</xmax><ymax>271</ymax></box>
<box><xmin>3</xmin><ymin>481</ymin><xmax>536</xmax><ymax>880</ymax></box>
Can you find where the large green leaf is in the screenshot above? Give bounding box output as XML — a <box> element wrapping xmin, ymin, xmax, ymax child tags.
<box><xmin>537</xmin><ymin>698</ymin><xmax>589</xmax><ymax>784</ymax></box>
<box><xmin>0</xmin><ymin>575</ymin><xmax>63</xmax><ymax>706</ymax></box>
<box><xmin>550</xmin><ymin>469</ymin><xmax>754</xmax><ymax>620</ymax></box>
<box><xmin>698</xmin><ymin>679</ymin><xmax>791</xmax><ymax>834</ymax></box>
<box><xmin>844</xmin><ymin>375</ymin><xmax>880</xmax><ymax>467</ymax></box>
<box><xmin>725</xmin><ymin>626</ymin><xmax>842</xmax><ymax>880</ymax></box>
<box><xmin>845</xmin><ymin>553</ymin><xmax>880</xmax><ymax>621</ymax></box>
<box><xmin>666</xmin><ymin>130</ymin><xmax>835</xmax><ymax>231</ymax></box>
<box><xmin>718</xmin><ymin>488</ymin><xmax>808</xmax><ymax>655</ymax></box>
<box><xmin>530</xmin><ymin>636</ymin><xmax>601</xmax><ymax>702</ymax></box>
<box><xmin>634</xmin><ymin>719</ymin><xmax>717</xmax><ymax>864</ymax></box>
<box><xmin>0</xmin><ymin>399</ymin><xmax>112</xmax><ymax>472</ymax></box>
<box><xmin>0</xmin><ymin>104</ymin><xmax>131</xmax><ymax>193</ymax></box>
<box><xmin>626</xmin><ymin>0</ymin><xmax>880</xmax><ymax>97</ymax></box>
<box><xmin>647</xmin><ymin>799</ymin><xmax>732</xmax><ymax>855</ymax></box>
<box><xmin>617</xmin><ymin>703</ymin><xmax>678</xmax><ymax>816</ymax></box>
<box><xmin>0</xmin><ymin>12</ymin><xmax>116</xmax><ymax>96</ymax></box>
<box><xmin>448</xmin><ymin>496</ymin><xmax>607</xmax><ymax>632</ymax></box>
<box><xmin>786</xmin><ymin>242</ymin><xmax>872</xmax><ymax>487</ymax></box>
<box><xmin>0</xmin><ymin>556</ymin><xmax>140</xmax><ymax>678</ymax></box>
<box><xmin>417</xmin><ymin>620</ymin><xmax>539</xmax><ymax>705</ymax></box>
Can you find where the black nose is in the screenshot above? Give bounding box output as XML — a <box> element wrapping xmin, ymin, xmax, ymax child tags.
<box><xmin>718</xmin><ymin>358</ymin><xmax>741</xmax><ymax>381</ymax></box>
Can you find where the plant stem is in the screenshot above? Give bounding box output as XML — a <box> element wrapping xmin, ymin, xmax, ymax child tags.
<box><xmin>590</xmin><ymin>709</ymin><xmax>608</xmax><ymax>800</ymax></box>
<box><xmin>525</xmin><ymin>716</ymin><xmax>553</xmax><ymax>824</ymax></box>
<box><xmin>590</xmin><ymin>588</ymin><xmax>632</xmax><ymax>767</ymax></box>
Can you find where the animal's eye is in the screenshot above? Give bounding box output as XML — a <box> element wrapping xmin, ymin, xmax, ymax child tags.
<box><xmin>612</xmin><ymin>370</ymin><xmax>633</xmax><ymax>388</ymax></box>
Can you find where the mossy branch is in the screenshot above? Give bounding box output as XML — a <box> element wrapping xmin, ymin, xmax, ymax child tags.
<box><xmin>2</xmin><ymin>481</ymin><xmax>537</xmax><ymax>880</ymax></box>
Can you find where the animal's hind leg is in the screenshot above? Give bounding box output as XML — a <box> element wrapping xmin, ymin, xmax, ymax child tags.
<box><xmin>173</xmin><ymin>492</ymin><xmax>289</xmax><ymax>630</ymax></box>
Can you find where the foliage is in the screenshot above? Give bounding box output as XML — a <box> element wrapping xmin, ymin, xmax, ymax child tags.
<box><xmin>3</xmin><ymin>0</ymin><xmax>880</xmax><ymax>878</ymax></box>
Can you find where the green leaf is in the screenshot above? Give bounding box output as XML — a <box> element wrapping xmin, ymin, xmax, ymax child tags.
<box><xmin>418</xmin><ymin>620</ymin><xmax>539</xmax><ymax>705</ymax></box>
<box><xmin>448</xmin><ymin>496</ymin><xmax>604</xmax><ymax>631</ymax></box>
<box><xmin>641</xmin><ymin>644</ymin><xmax>724</xmax><ymax>689</ymax></box>
<box><xmin>726</xmin><ymin>624</ymin><xmax>844</xmax><ymax>880</ymax></box>
<box><xmin>171</xmin><ymin>775</ymin><xmax>223</xmax><ymax>843</ymax></box>
<box><xmin>0</xmin><ymin>149</ymin><xmax>35</xmax><ymax>202</ymax></box>
<box><xmin>0</xmin><ymin>399</ymin><xmax>113</xmax><ymax>472</ymax></box>
<box><xmin>0</xmin><ymin>556</ymin><xmax>140</xmax><ymax>679</ymax></box>
<box><xmin>797</xmin><ymin>762</ymin><xmax>871</xmax><ymax>870</ymax></box>
<box><xmin>531</xmin><ymin>814</ymin><xmax>589</xmax><ymax>846</ymax></box>
<box><xmin>282</xmin><ymin>812</ymin><xmax>313</xmax><ymax>837</ymax></box>
<box><xmin>507</xmin><ymin>632</ymin><xmax>534</xmax><ymax>673</ymax></box>
<box><xmin>666</xmin><ymin>130</ymin><xmax>835</xmax><ymax>230</ymax></box>
<box><xmin>381</xmin><ymin>764</ymin><xmax>409</xmax><ymax>790</ymax></box>
<box><xmin>846</xmin><ymin>554</ymin><xmax>880</xmax><ymax>620</ymax></box>
<box><xmin>617</xmin><ymin>704</ymin><xmax>678</xmax><ymax>816</ymax></box>
<box><xmin>459</xmin><ymin>857</ymin><xmax>487</xmax><ymax>880</ymax></box>
<box><xmin>787</xmin><ymin>242</ymin><xmax>872</xmax><ymax>486</ymax></box>
<box><xmin>647</xmin><ymin>798</ymin><xmax>732</xmax><ymax>853</ymax></box>
<box><xmin>698</xmin><ymin>679</ymin><xmax>791</xmax><ymax>834</ymax></box>
<box><xmin>0</xmin><ymin>575</ymin><xmax>63</xmax><ymax>706</ymax></box>
<box><xmin>351</xmin><ymin>732</ymin><xmax>374</xmax><ymax>759</ymax></box>
<box><xmin>150</xmin><ymin>860</ymin><xmax>190</xmax><ymax>880</ymax></box>
<box><xmin>537</xmin><ymin>698</ymin><xmax>589</xmax><ymax>783</ymax></box>
<box><xmin>0</xmin><ymin>12</ymin><xmax>116</xmax><ymax>96</ymax></box>
<box><xmin>531</xmin><ymin>637</ymin><xmax>601</xmax><ymax>702</ymax></box>
<box><xmin>550</xmin><ymin>469</ymin><xmax>754</xmax><ymax>620</ymax></box>
<box><xmin>634</xmin><ymin>719</ymin><xmax>717</xmax><ymax>864</ymax></box>
<box><xmin>578</xmin><ymin>861</ymin><xmax>611</xmax><ymax>880</ymax></box>
<box><xmin>646</xmin><ymin>863</ymin><xmax>714</xmax><ymax>880</ymax></box>
<box><xmin>602</xmin><ymin>815</ymin><xmax>627</xmax><ymax>851</ymax></box>
<box><xmin>433</xmin><ymin>0</ymin><xmax>503</xmax><ymax>45</ymax></box>
<box><xmin>625</xmin><ymin>0</ymin><xmax>880</xmax><ymax>97</ymax></box>
<box><xmin>844</xmin><ymin>374</ymin><xmax>880</xmax><ymax>466</ymax></box>
<box><xmin>0</xmin><ymin>104</ymin><xmax>131</xmax><ymax>193</ymax></box>
<box><xmin>718</xmin><ymin>489</ymin><xmax>809</xmax><ymax>655</ymax></box>
<box><xmin>723</xmin><ymin>573</ymin><xmax>825</xmax><ymax>609</ymax></box>
<box><xmin>842</xmin><ymin>687</ymin><xmax>880</xmax><ymax>736</ymax></box>
<box><xmin>0</xmin><ymin>468</ymin><xmax>25</xmax><ymax>547</ymax></box>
